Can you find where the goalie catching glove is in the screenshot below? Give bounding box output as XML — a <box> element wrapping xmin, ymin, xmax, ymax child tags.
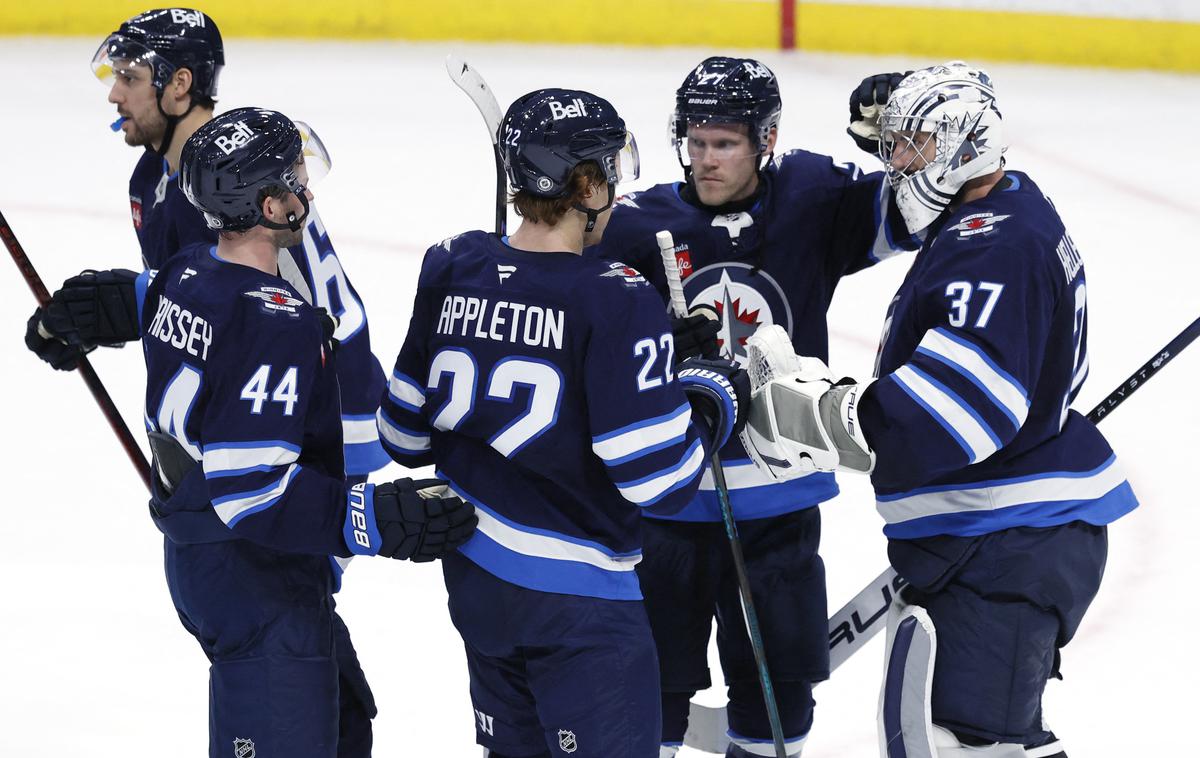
<box><xmin>738</xmin><ymin>324</ymin><xmax>875</xmax><ymax>480</ymax></box>
<box><xmin>344</xmin><ymin>478</ymin><xmax>478</xmax><ymax>561</ymax></box>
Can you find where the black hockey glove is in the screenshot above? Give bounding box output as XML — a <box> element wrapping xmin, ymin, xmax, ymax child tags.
<box><xmin>344</xmin><ymin>478</ymin><xmax>477</xmax><ymax>562</ymax></box>
<box><xmin>847</xmin><ymin>71</ymin><xmax>911</xmax><ymax>154</ymax></box>
<box><xmin>40</xmin><ymin>268</ymin><xmax>141</xmax><ymax>348</ymax></box>
<box><xmin>24</xmin><ymin>309</ymin><xmax>93</xmax><ymax>371</ymax></box>
<box><xmin>677</xmin><ymin>357</ymin><xmax>750</xmax><ymax>450</ymax></box>
<box><xmin>671</xmin><ymin>308</ymin><xmax>721</xmax><ymax>362</ymax></box>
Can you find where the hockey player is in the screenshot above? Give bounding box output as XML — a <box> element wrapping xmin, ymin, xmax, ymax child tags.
<box><xmin>738</xmin><ymin>62</ymin><xmax>1139</xmax><ymax>758</ymax></box>
<box><xmin>588</xmin><ymin>56</ymin><xmax>916</xmax><ymax>756</ymax></box>
<box><xmin>25</xmin><ymin>7</ymin><xmax>390</xmax><ymax>477</ymax></box>
<box><xmin>138</xmin><ymin>107</ymin><xmax>476</xmax><ymax>757</ymax></box>
<box><xmin>377</xmin><ymin>88</ymin><xmax>749</xmax><ymax>757</ymax></box>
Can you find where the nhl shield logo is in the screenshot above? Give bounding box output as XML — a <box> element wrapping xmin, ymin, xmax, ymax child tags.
<box><xmin>557</xmin><ymin>729</ymin><xmax>578</xmax><ymax>753</ymax></box>
<box><xmin>232</xmin><ymin>738</ymin><xmax>255</xmax><ymax>758</ymax></box>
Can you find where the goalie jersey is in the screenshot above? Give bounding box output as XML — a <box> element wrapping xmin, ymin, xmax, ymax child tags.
<box><xmin>590</xmin><ymin>149</ymin><xmax>916</xmax><ymax>521</ymax></box>
<box><xmin>860</xmin><ymin>172</ymin><xmax>1139</xmax><ymax>539</ymax></box>
<box><xmin>378</xmin><ymin>231</ymin><xmax>714</xmax><ymax>601</ymax></box>
<box><xmin>128</xmin><ymin>148</ymin><xmax>388</xmax><ymax>476</ymax></box>
<box><xmin>137</xmin><ymin>243</ymin><xmax>355</xmax><ymax>556</ymax></box>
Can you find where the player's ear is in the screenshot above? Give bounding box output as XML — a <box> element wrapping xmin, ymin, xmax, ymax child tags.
<box><xmin>169</xmin><ymin>68</ymin><xmax>194</xmax><ymax>105</ymax></box>
<box><xmin>765</xmin><ymin>127</ymin><xmax>778</xmax><ymax>154</ymax></box>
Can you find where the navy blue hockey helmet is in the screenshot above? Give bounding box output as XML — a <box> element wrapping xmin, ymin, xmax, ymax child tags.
<box><xmin>92</xmin><ymin>9</ymin><xmax>224</xmax><ymax>100</ymax></box>
<box><xmin>672</xmin><ymin>56</ymin><xmax>782</xmax><ymax>157</ymax></box>
<box><xmin>500</xmin><ymin>88</ymin><xmax>639</xmax><ymax>200</ymax></box>
<box><xmin>180</xmin><ymin>107</ymin><xmax>330</xmax><ymax>233</ymax></box>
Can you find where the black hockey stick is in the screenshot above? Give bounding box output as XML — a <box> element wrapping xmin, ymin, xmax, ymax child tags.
<box><xmin>2</xmin><ymin>209</ymin><xmax>152</xmax><ymax>492</ymax></box>
<box><xmin>445</xmin><ymin>55</ymin><xmax>506</xmax><ymax>236</ymax></box>
<box><xmin>687</xmin><ymin>314</ymin><xmax>1200</xmax><ymax>753</ymax></box>
<box><xmin>658</xmin><ymin>231</ymin><xmax>788</xmax><ymax>758</ymax></box>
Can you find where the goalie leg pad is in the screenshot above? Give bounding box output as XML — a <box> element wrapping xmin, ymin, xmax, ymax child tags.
<box><xmin>878</xmin><ymin>605</ymin><xmax>939</xmax><ymax>758</ymax></box>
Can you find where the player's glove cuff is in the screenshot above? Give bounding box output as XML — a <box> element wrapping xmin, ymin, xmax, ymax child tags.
<box><xmin>677</xmin><ymin>358</ymin><xmax>750</xmax><ymax>449</ymax></box>
<box><xmin>344</xmin><ymin>483</ymin><xmax>382</xmax><ymax>556</ymax></box>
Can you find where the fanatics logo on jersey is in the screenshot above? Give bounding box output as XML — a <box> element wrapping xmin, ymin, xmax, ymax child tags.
<box><xmin>948</xmin><ymin>212</ymin><xmax>1011</xmax><ymax>239</ymax></box>
<box><xmin>601</xmin><ymin>261</ymin><xmax>646</xmax><ymax>287</ymax></box>
<box><xmin>232</xmin><ymin>738</ymin><xmax>255</xmax><ymax>758</ymax></box>
<box><xmin>243</xmin><ymin>286</ymin><xmax>304</xmax><ymax>316</ymax></box>
<box><xmin>497</xmin><ymin>264</ymin><xmax>517</xmax><ymax>284</ymax></box>
<box><xmin>557</xmin><ymin>729</ymin><xmax>578</xmax><ymax>753</ymax></box>
<box><xmin>130</xmin><ymin>196</ymin><xmax>143</xmax><ymax>230</ymax></box>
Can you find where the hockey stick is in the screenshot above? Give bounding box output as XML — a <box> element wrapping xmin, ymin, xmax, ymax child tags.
<box><xmin>2</xmin><ymin>209</ymin><xmax>152</xmax><ymax>492</ymax></box>
<box><xmin>658</xmin><ymin>230</ymin><xmax>788</xmax><ymax>758</ymax></box>
<box><xmin>445</xmin><ymin>54</ymin><xmax>506</xmax><ymax>236</ymax></box>
<box><xmin>687</xmin><ymin>313</ymin><xmax>1200</xmax><ymax>753</ymax></box>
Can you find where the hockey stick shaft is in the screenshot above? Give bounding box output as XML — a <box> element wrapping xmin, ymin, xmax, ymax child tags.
<box><xmin>445</xmin><ymin>55</ymin><xmax>506</xmax><ymax>236</ymax></box>
<box><xmin>1</xmin><ymin>209</ymin><xmax>152</xmax><ymax>492</ymax></box>
<box><xmin>826</xmin><ymin>314</ymin><xmax>1200</xmax><ymax>671</ymax></box>
<box><xmin>659</xmin><ymin>230</ymin><xmax>788</xmax><ymax>758</ymax></box>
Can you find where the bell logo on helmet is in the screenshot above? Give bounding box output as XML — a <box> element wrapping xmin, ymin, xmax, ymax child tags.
<box><xmin>170</xmin><ymin>9</ymin><xmax>205</xmax><ymax>28</ymax></box>
<box><xmin>547</xmin><ymin>98</ymin><xmax>588</xmax><ymax>121</ymax></box>
<box><xmin>742</xmin><ymin>61</ymin><xmax>772</xmax><ymax>79</ymax></box>
<box><xmin>214</xmin><ymin>121</ymin><xmax>256</xmax><ymax>156</ymax></box>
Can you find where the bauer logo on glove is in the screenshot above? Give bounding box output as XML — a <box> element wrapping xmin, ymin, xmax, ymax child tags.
<box><xmin>738</xmin><ymin>324</ymin><xmax>875</xmax><ymax>480</ymax></box>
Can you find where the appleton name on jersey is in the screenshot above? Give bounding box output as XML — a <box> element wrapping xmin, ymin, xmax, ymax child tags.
<box><xmin>378</xmin><ymin>231</ymin><xmax>718</xmax><ymax>601</ymax></box>
<box><xmin>129</xmin><ymin>147</ymin><xmax>388</xmax><ymax>476</ymax></box>
<box><xmin>590</xmin><ymin>149</ymin><xmax>916</xmax><ymax>521</ymax></box>
<box><xmin>137</xmin><ymin>243</ymin><xmax>357</xmax><ymax>556</ymax></box>
<box><xmin>859</xmin><ymin>172</ymin><xmax>1138</xmax><ymax>539</ymax></box>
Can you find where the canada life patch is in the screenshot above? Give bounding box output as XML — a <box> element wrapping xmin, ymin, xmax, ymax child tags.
<box><xmin>601</xmin><ymin>261</ymin><xmax>647</xmax><ymax>287</ymax></box>
<box><xmin>243</xmin><ymin>286</ymin><xmax>304</xmax><ymax>316</ymax></box>
<box><xmin>949</xmin><ymin>212</ymin><xmax>1011</xmax><ymax>239</ymax></box>
<box><xmin>673</xmin><ymin>245</ymin><xmax>694</xmax><ymax>279</ymax></box>
<box><xmin>130</xmin><ymin>195</ymin><xmax>143</xmax><ymax>230</ymax></box>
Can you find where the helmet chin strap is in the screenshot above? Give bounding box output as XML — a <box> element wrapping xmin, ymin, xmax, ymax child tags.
<box><xmin>260</xmin><ymin>191</ymin><xmax>311</xmax><ymax>232</ymax></box>
<box><xmin>153</xmin><ymin>87</ymin><xmax>200</xmax><ymax>159</ymax></box>
<box><xmin>572</xmin><ymin>183</ymin><xmax>614</xmax><ymax>234</ymax></box>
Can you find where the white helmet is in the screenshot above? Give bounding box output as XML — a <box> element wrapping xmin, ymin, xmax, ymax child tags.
<box><xmin>880</xmin><ymin>61</ymin><xmax>1006</xmax><ymax>234</ymax></box>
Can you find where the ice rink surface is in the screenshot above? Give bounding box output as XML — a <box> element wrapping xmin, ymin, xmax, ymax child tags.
<box><xmin>2</xmin><ymin>37</ymin><xmax>1198</xmax><ymax>757</ymax></box>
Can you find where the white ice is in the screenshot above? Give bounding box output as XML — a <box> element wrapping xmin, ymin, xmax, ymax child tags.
<box><xmin>2</xmin><ymin>38</ymin><xmax>1197</xmax><ymax>757</ymax></box>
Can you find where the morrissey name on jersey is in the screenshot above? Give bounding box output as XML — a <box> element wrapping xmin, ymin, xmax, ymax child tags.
<box><xmin>146</xmin><ymin>294</ymin><xmax>213</xmax><ymax>360</ymax></box>
<box><xmin>436</xmin><ymin>294</ymin><xmax>565</xmax><ymax>351</ymax></box>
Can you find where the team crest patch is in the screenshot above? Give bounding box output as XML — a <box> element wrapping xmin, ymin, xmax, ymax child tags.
<box><xmin>601</xmin><ymin>261</ymin><xmax>647</xmax><ymax>287</ymax></box>
<box><xmin>948</xmin><ymin>212</ymin><xmax>1011</xmax><ymax>238</ymax></box>
<box><xmin>130</xmin><ymin>196</ymin><xmax>143</xmax><ymax>230</ymax></box>
<box><xmin>557</xmin><ymin>729</ymin><xmax>578</xmax><ymax>753</ymax></box>
<box><xmin>683</xmin><ymin>261</ymin><xmax>793</xmax><ymax>364</ymax></box>
<box><xmin>232</xmin><ymin>738</ymin><xmax>255</xmax><ymax>758</ymax></box>
<box><xmin>244</xmin><ymin>286</ymin><xmax>304</xmax><ymax>316</ymax></box>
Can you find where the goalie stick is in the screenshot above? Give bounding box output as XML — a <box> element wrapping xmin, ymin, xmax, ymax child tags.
<box><xmin>444</xmin><ymin>54</ymin><xmax>506</xmax><ymax>236</ymax></box>
<box><xmin>685</xmin><ymin>315</ymin><xmax>1200</xmax><ymax>753</ymax></box>
<box><xmin>658</xmin><ymin>230</ymin><xmax>788</xmax><ymax>758</ymax></box>
<box><xmin>2</xmin><ymin>209</ymin><xmax>152</xmax><ymax>492</ymax></box>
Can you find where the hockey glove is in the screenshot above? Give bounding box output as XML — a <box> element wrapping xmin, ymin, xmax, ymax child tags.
<box><xmin>847</xmin><ymin>71</ymin><xmax>911</xmax><ymax>155</ymax></box>
<box><xmin>677</xmin><ymin>357</ymin><xmax>750</xmax><ymax>450</ymax></box>
<box><xmin>739</xmin><ymin>325</ymin><xmax>874</xmax><ymax>480</ymax></box>
<box><xmin>40</xmin><ymin>268</ymin><xmax>140</xmax><ymax>348</ymax></box>
<box><xmin>25</xmin><ymin>310</ymin><xmax>93</xmax><ymax>371</ymax></box>
<box><xmin>344</xmin><ymin>478</ymin><xmax>477</xmax><ymax>561</ymax></box>
<box><xmin>671</xmin><ymin>305</ymin><xmax>721</xmax><ymax>362</ymax></box>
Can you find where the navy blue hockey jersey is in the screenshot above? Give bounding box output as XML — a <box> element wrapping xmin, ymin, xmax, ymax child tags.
<box><xmin>378</xmin><ymin>231</ymin><xmax>714</xmax><ymax>601</ymax></box>
<box><xmin>137</xmin><ymin>243</ymin><xmax>353</xmax><ymax>556</ymax></box>
<box><xmin>590</xmin><ymin>149</ymin><xmax>916</xmax><ymax>521</ymax></box>
<box><xmin>860</xmin><ymin>172</ymin><xmax>1138</xmax><ymax>539</ymax></box>
<box><xmin>127</xmin><ymin>148</ymin><xmax>387</xmax><ymax>476</ymax></box>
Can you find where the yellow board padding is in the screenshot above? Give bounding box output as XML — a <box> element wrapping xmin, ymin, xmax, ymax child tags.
<box><xmin>0</xmin><ymin>1</ymin><xmax>778</xmax><ymax>47</ymax></box>
<box><xmin>794</xmin><ymin>3</ymin><xmax>1200</xmax><ymax>73</ymax></box>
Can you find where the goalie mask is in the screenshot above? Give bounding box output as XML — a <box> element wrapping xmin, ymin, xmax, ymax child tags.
<box><xmin>738</xmin><ymin>325</ymin><xmax>875</xmax><ymax>480</ymax></box>
<box><xmin>880</xmin><ymin>61</ymin><xmax>1006</xmax><ymax>235</ymax></box>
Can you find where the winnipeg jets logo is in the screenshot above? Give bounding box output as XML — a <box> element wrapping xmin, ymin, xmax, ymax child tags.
<box><xmin>711</xmin><ymin>212</ymin><xmax>753</xmax><ymax>240</ymax></box>
<box><xmin>615</xmin><ymin>193</ymin><xmax>640</xmax><ymax>209</ymax></box>
<box><xmin>684</xmin><ymin>262</ymin><xmax>792</xmax><ymax>363</ymax></box>
<box><xmin>948</xmin><ymin>212</ymin><xmax>1010</xmax><ymax>239</ymax></box>
<box><xmin>497</xmin><ymin>264</ymin><xmax>516</xmax><ymax>284</ymax></box>
<box><xmin>601</xmin><ymin>261</ymin><xmax>646</xmax><ymax>287</ymax></box>
<box><xmin>243</xmin><ymin>286</ymin><xmax>304</xmax><ymax>315</ymax></box>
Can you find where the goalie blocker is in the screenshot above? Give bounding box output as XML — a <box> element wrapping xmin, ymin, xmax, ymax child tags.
<box><xmin>739</xmin><ymin>324</ymin><xmax>874</xmax><ymax>478</ymax></box>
